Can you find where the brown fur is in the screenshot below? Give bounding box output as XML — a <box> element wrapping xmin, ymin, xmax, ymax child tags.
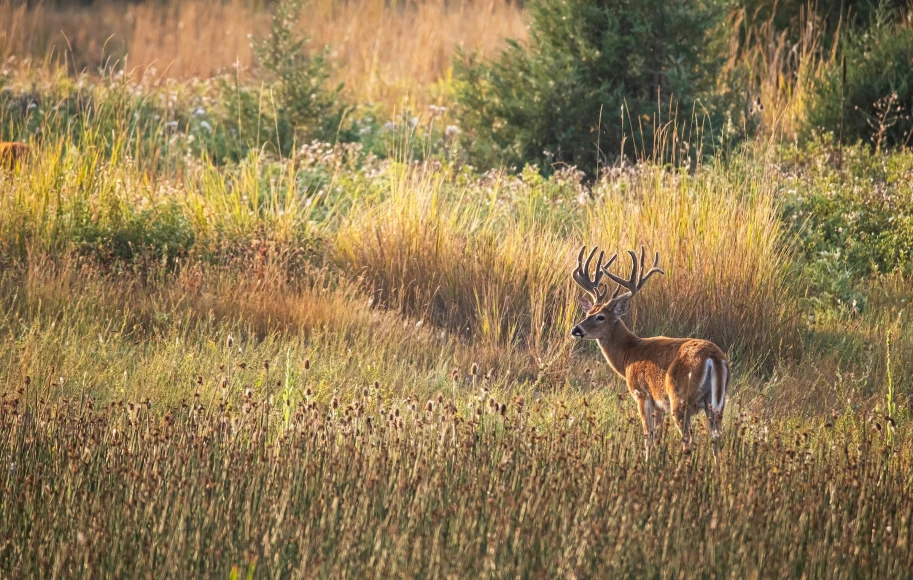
<box><xmin>0</xmin><ymin>142</ymin><xmax>29</xmax><ymax>169</ymax></box>
<box><xmin>571</xmin><ymin>247</ymin><xmax>730</xmax><ymax>454</ymax></box>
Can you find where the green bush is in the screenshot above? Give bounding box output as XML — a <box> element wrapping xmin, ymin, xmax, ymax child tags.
<box><xmin>780</xmin><ymin>140</ymin><xmax>913</xmax><ymax>311</ymax></box>
<box><xmin>805</xmin><ymin>19</ymin><xmax>913</xmax><ymax>151</ymax></box>
<box><xmin>454</xmin><ymin>0</ymin><xmax>735</xmax><ymax>174</ymax></box>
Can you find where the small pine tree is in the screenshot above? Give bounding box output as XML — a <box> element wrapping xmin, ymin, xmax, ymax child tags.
<box><xmin>455</xmin><ymin>0</ymin><xmax>732</xmax><ymax>175</ymax></box>
<box><xmin>252</xmin><ymin>0</ymin><xmax>347</xmax><ymax>149</ymax></box>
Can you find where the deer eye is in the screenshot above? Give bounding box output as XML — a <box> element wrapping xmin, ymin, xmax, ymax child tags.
<box><xmin>595</xmin><ymin>314</ymin><xmax>606</xmax><ymax>322</ymax></box>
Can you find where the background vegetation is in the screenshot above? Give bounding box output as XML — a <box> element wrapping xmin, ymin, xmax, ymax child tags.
<box><xmin>1</xmin><ymin>0</ymin><xmax>912</xmax><ymax>575</ymax></box>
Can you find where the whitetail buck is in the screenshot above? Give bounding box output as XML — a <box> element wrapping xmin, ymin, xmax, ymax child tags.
<box><xmin>570</xmin><ymin>245</ymin><xmax>729</xmax><ymax>454</ymax></box>
<box><xmin>0</xmin><ymin>142</ymin><xmax>29</xmax><ymax>169</ymax></box>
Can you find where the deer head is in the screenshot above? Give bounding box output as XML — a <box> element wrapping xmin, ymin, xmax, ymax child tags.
<box><xmin>570</xmin><ymin>245</ymin><xmax>664</xmax><ymax>340</ymax></box>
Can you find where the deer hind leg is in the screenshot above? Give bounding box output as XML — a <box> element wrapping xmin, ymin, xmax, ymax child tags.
<box><xmin>634</xmin><ymin>393</ymin><xmax>657</xmax><ymax>456</ymax></box>
<box><xmin>666</xmin><ymin>360</ymin><xmax>697</xmax><ymax>454</ymax></box>
<box><xmin>671</xmin><ymin>401</ymin><xmax>692</xmax><ymax>454</ymax></box>
<box><xmin>652</xmin><ymin>406</ymin><xmax>666</xmax><ymax>444</ymax></box>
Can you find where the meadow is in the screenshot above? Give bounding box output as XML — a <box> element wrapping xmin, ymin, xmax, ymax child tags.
<box><xmin>1</xmin><ymin>0</ymin><xmax>912</xmax><ymax>576</ymax></box>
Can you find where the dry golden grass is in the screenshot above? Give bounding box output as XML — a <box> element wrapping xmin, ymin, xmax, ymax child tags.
<box><xmin>0</xmin><ymin>0</ymin><xmax>526</xmax><ymax>109</ymax></box>
<box><xmin>725</xmin><ymin>6</ymin><xmax>838</xmax><ymax>139</ymax></box>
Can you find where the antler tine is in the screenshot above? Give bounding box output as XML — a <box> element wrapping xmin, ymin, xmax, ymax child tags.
<box><xmin>637</xmin><ymin>249</ymin><xmax>665</xmax><ymax>289</ymax></box>
<box><xmin>601</xmin><ymin>250</ymin><xmax>637</xmax><ymax>293</ymax></box>
<box><xmin>601</xmin><ymin>246</ymin><xmax>665</xmax><ymax>300</ymax></box>
<box><xmin>572</xmin><ymin>245</ymin><xmax>608</xmax><ymax>303</ymax></box>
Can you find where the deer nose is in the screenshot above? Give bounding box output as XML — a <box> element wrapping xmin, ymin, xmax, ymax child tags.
<box><xmin>571</xmin><ymin>326</ymin><xmax>585</xmax><ymax>338</ymax></box>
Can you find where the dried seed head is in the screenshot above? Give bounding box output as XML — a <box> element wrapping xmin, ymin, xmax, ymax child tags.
<box><xmin>304</xmin><ymin>359</ymin><xmax>310</xmax><ymax>371</ymax></box>
<box><xmin>331</xmin><ymin>397</ymin><xmax>339</xmax><ymax>410</ymax></box>
<box><xmin>427</xmin><ymin>400</ymin><xmax>434</xmax><ymax>413</ymax></box>
<box><xmin>470</xmin><ymin>363</ymin><xmax>479</xmax><ymax>376</ymax></box>
<box><xmin>226</xmin><ymin>334</ymin><xmax>234</xmax><ymax>349</ymax></box>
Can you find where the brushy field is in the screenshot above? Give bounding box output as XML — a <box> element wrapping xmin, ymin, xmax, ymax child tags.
<box><xmin>1</xmin><ymin>0</ymin><xmax>913</xmax><ymax>576</ymax></box>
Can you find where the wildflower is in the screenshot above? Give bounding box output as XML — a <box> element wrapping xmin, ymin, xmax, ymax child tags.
<box><xmin>445</xmin><ymin>125</ymin><xmax>461</xmax><ymax>138</ymax></box>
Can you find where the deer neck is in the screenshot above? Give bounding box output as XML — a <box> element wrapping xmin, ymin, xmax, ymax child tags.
<box><xmin>595</xmin><ymin>321</ymin><xmax>640</xmax><ymax>379</ymax></box>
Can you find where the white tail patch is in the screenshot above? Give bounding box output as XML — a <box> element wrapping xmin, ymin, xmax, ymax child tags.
<box><xmin>715</xmin><ymin>360</ymin><xmax>728</xmax><ymax>414</ymax></box>
<box><xmin>703</xmin><ymin>359</ymin><xmax>717</xmax><ymax>410</ymax></box>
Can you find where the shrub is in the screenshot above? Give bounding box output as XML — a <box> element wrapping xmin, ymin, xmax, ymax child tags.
<box><xmin>454</xmin><ymin>0</ymin><xmax>735</xmax><ymax>175</ymax></box>
<box><xmin>780</xmin><ymin>140</ymin><xmax>913</xmax><ymax>287</ymax></box>
<box><xmin>805</xmin><ymin>19</ymin><xmax>913</xmax><ymax>151</ymax></box>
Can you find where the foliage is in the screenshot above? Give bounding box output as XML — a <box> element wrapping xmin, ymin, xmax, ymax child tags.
<box><xmin>779</xmin><ymin>140</ymin><xmax>913</xmax><ymax>291</ymax></box>
<box><xmin>455</xmin><ymin>0</ymin><xmax>737</xmax><ymax>175</ymax></box>
<box><xmin>805</xmin><ymin>17</ymin><xmax>913</xmax><ymax>151</ymax></box>
<box><xmin>736</xmin><ymin>0</ymin><xmax>909</xmax><ymax>48</ymax></box>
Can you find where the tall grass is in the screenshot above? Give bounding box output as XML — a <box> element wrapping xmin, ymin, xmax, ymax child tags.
<box><xmin>335</xmin><ymin>155</ymin><xmax>797</xmax><ymax>371</ymax></box>
<box><xmin>0</xmin><ymin>0</ymin><xmax>526</xmax><ymax>110</ymax></box>
<box><xmin>1</xmin><ymin>386</ymin><xmax>910</xmax><ymax>576</ymax></box>
<box><xmin>726</xmin><ymin>5</ymin><xmax>838</xmax><ymax>139</ymax></box>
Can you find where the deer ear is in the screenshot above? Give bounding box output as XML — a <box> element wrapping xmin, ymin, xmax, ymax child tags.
<box><xmin>613</xmin><ymin>296</ymin><xmax>631</xmax><ymax>317</ymax></box>
<box><xmin>578</xmin><ymin>296</ymin><xmax>594</xmax><ymax>312</ymax></box>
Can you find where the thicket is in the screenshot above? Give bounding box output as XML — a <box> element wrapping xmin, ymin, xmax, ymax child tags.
<box><xmin>454</xmin><ymin>0</ymin><xmax>736</xmax><ymax>174</ymax></box>
<box><xmin>805</xmin><ymin>18</ymin><xmax>913</xmax><ymax>151</ymax></box>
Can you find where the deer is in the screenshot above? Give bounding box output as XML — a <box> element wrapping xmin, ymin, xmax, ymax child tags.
<box><xmin>0</xmin><ymin>142</ymin><xmax>30</xmax><ymax>169</ymax></box>
<box><xmin>570</xmin><ymin>245</ymin><xmax>729</xmax><ymax>455</ymax></box>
